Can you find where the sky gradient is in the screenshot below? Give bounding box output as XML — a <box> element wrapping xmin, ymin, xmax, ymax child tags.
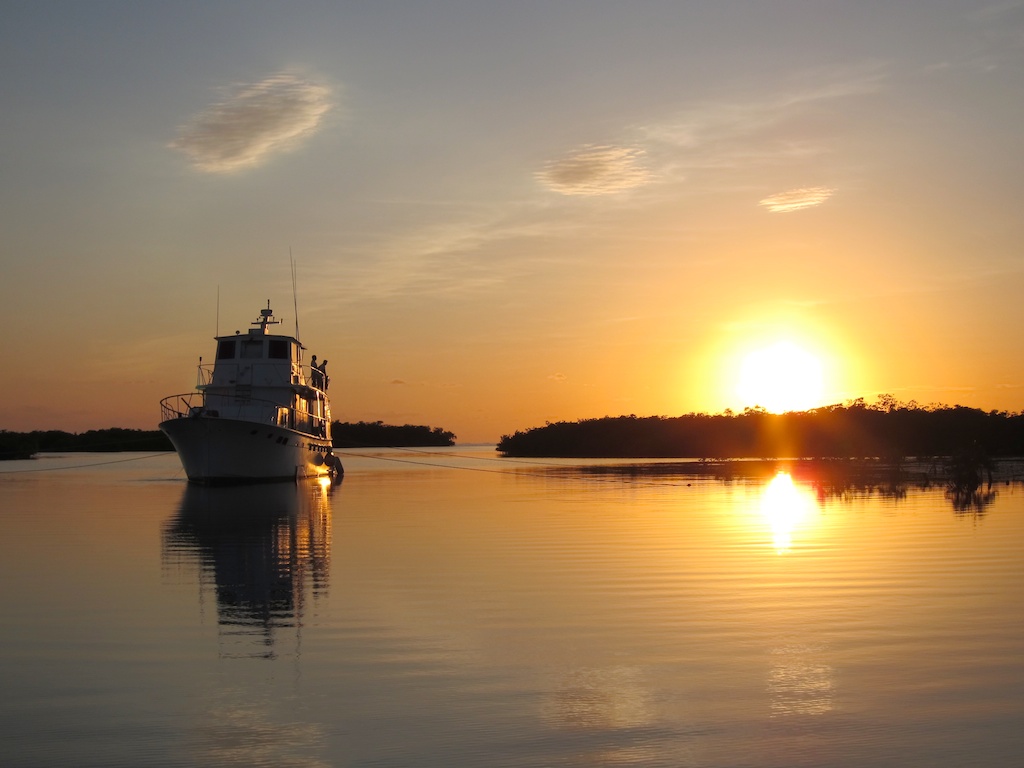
<box><xmin>4</xmin><ymin>1</ymin><xmax>1024</xmax><ymax>442</ymax></box>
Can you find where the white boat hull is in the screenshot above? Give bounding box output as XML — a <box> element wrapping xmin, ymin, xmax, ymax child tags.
<box><xmin>161</xmin><ymin>415</ymin><xmax>338</xmax><ymax>484</ymax></box>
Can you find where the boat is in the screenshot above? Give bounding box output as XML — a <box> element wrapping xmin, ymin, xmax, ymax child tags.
<box><xmin>159</xmin><ymin>301</ymin><xmax>343</xmax><ymax>484</ymax></box>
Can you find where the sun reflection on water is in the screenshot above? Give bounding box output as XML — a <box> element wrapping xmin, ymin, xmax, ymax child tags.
<box><xmin>768</xmin><ymin>643</ymin><xmax>835</xmax><ymax>717</ymax></box>
<box><xmin>759</xmin><ymin>471</ymin><xmax>818</xmax><ymax>552</ymax></box>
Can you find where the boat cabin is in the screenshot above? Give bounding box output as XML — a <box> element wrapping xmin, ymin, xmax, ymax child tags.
<box><xmin>198</xmin><ymin>303</ymin><xmax>330</xmax><ymax>438</ymax></box>
<box><xmin>208</xmin><ymin>304</ymin><xmax>305</xmax><ymax>388</ymax></box>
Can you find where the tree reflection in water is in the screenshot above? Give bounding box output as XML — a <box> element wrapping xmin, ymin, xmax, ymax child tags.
<box><xmin>567</xmin><ymin>457</ymin><xmax>1021</xmax><ymax>515</ymax></box>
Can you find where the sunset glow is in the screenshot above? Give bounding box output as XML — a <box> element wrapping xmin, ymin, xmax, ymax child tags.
<box><xmin>3</xmin><ymin>4</ymin><xmax>1024</xmax><ymax>441</ymax></box>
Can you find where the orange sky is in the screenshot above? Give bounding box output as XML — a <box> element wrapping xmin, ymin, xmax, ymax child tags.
<box><xmin>3</xmin><ymin>3</ymin><xmax>1024</xmax><ymax>443</ymax></box>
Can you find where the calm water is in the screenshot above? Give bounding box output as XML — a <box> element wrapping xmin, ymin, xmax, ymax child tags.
<box><xmin>1</xmin><ymin>449</ymin><xmax>1022</xmax><ymax>767</ymax></box>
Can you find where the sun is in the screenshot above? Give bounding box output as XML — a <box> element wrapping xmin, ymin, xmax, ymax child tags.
<box><xmin>736</xmin><ymin>340</ymin><xmax>824</xmax><ymax>413</ymax></box>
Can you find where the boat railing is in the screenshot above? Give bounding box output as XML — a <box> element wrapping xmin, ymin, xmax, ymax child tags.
<box><xmin>160</xmin><ymin>393</ymin><xmax>332</xmax><ymax>438</ymax></box>
<box><xmin>196</xmin><ymin>364</ymin><xmax>213</xmax><ymax>388</ymax></box>
<box><xmin>305</xmin><ymin>363</ymin><xmax>330</xmax><ymax>392</ymax></box>
<box><xmin>161</xmin><ymin>392</ymin><xmax>205</xmax><ymax>421</ymax></box>
<box><xmin>195</xmin><ymin>362</ymin><xmax>327</xmax><ymax>392</ymax></box>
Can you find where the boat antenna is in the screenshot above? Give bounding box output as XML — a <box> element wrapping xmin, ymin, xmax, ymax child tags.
<box><xmin>216</xmin><ymin>285</ymin><xmax>220</xmax><ymax>337</ymax></box>
<box><xmin>290</xmin><ymin>250</ymin><xmax>301</xmax><ymax>343</ymax></box>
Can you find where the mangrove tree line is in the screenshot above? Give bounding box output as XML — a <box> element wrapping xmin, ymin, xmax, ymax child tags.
<box><xmin>497</xmin><ymin>397</ymin><xmax>1024</xmax><ymax>459</ymax></box>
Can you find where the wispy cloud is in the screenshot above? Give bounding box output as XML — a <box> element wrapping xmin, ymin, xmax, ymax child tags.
<box><xmin>322</xmin><ymin>70</ymin><xmax>880</xmax><ymax>306</ymax></box>
<box><xmin>171</xmin><ymin>73</ymin><xmax>333</xmax><ymax>173</ymax></box>
<box><xmin>536</xmin><ymin>145</ymin><xmax>651</xmax><ymax>196</ymax></box>
<box><xmin>759</xmin><ymin>186</ymin><xmax>835</xmax><ymax>213</ymax></box>
<box><xmin>310</xmin><ymin>207</ymin><xmax>578</xmax><ymax>307</ymax></box>
<box><xmin>636</xmin><ymin>67</ymin><xmax>885</xmax><ymax>183</ymax></box>
<box><xmin>528</xmin><ymin>68</ymin><xmax>882</xmax><ymax>211</ymax></box>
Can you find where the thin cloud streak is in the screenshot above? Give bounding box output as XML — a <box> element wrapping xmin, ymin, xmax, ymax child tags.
<box><xmin>635</xmin><ymin>66</ymin><xmax>886</xmax><ymax>179</ymax></box>
<box><xmin>171</xmin><ymin>73</ymin><xmax>333</xmax><ymax>173</ymax></box>
<box><xmin>759</xmin><ymin>186</ymin><xmax>835</xmax><ymax>212</ymax></box>
<box><xmin>309</xmin><ymin>207</ymin><xmax>581</xmax><ymax>306</ymax></box>
<box><xmin>536</xmin><ymin>145</ymin><xmax>651</xmax><ymax>195</ymax></box>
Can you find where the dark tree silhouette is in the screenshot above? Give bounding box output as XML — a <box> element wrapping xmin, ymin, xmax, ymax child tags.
<box><xmin>497</xmin><ymin>397</ymin><xmax>1024</xmax><ymax>460</ymax></box>
<box><xmin>331</xmin><ymin>421</ymin><xmax>456</xmax><ymax>448</ymax></box>
<box><xmin>0</xmin><ymin>428</ymin><xmax>173</xmax><ymax>457</ymax></box>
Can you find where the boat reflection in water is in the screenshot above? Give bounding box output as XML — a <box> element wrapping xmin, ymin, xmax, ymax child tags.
<box><xmin>163</xmin><ymin>478</ymin><xmax>337</xmax><ymax>659</ymax></box>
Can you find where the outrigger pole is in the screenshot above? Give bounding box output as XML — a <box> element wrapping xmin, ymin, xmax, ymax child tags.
<box><xmin>290</xmin><ymin>250</ymin><xmax>301</xmax><ymax>344</ymax></box>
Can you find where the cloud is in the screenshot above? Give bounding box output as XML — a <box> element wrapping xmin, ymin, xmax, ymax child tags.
<box><xmin>536</xmin><ymin>145</ymin><xmax>651</xmax><ymax>196</ymax></box>
<box><xmin>636</xmin><ymin>67</ymin><xmax>886</xmax><ymax>183</ymax></box>
<box><xmin>548</xmin><ymin>373</ymin><xmax>567</xmax><ymax>382</ymax></box>
<box><xmin>171</xmin><ymin>73</ymin><xmax>333</xmax><ymax>173</ymax></box>
<box><xmin>308</xmin><ymin>205</ymin><xmax>576</xmax><ymax>307</ymax></box>
<box><xmin>759</xmin><ymin>186</ymin><xmax>835</xmax><ymax>213</ymax></box>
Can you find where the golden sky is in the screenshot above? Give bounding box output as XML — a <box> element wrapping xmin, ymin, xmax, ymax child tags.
<box><xmin>3</xmin><ymin>2</ymin><xmax>1024</xmax><ymax>442</ymax></box>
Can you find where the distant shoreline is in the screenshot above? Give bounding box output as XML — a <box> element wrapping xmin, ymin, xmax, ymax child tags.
<box><xmin>497</xmin><ymin>400</ymin><xmax>1024</xmax><ymax>464</ymax></box>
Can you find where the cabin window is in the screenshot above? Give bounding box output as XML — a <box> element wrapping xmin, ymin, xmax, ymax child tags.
<box><xmin>268</xmin><ymin>339</ymin><xmax>289</xmax><ymax>359</ymax></box>
<box><xmin>216</xmin><ymin>340</ymin><xmax>236</xmax><ymax>360</ymax></box>
<box><xmin>241</xmin><ymin>340</ymin><xmax>263</xmax><ymax>359</ymax></box>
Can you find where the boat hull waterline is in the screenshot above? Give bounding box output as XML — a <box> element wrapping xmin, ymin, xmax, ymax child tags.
<box><xmin>161</xmin><ymin>415</ymin><xmax>337</xmax><ymax>484</ymax></box>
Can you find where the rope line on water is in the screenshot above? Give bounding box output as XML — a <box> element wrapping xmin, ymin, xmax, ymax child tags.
<box><xmin>0</xmin><ymin>452</ymin><xmax>176</xmax><ymax>474</ymax></box>
<box><xmin>336</xmin><ymin>445</ymin><xmax>701</xmax><ymax>488</ymax></box>
<box><xmin>343</xmin><ymin>444</ymin><xmax>576</xmax><ymax>468</ymax></box>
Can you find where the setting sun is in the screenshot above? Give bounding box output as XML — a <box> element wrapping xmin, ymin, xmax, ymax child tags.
<box><xmin>737</xmin><ymin>340</ymin><xmax>824</xmax><ymax>413</ymax></box>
